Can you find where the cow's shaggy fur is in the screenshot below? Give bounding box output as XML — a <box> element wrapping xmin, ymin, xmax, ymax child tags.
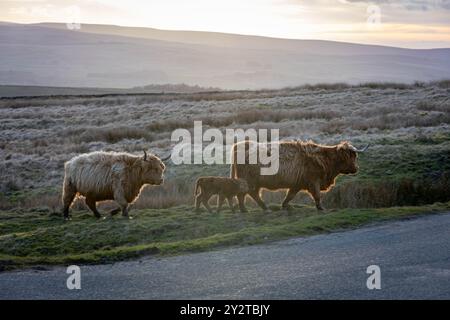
<box><xmin>62</xmin><ymin>151</ymin><xmax>165</xmax><ymax>219</ymax></box>
<box><xmin>230</xmin><ymin>140</ymin><xmax>360</xmax><ymax>211</ymax></box>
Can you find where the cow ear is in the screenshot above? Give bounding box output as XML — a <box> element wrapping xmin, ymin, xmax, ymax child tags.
<box><xmin>337</xmin><ymin>141</ymin><xmax>351</xmax><ymax>151</ymax></box>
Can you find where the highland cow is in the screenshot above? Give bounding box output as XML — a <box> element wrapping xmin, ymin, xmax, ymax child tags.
<box><xmin>62</xmin><ymin>151</ymin><xmax>166</xmax><ymax>220</ymax></box>
<box><xmin>230</xmin><ymin>140</ymin><xmax>368</xmax><ymax>212</ymax></box>
<box><xmin>194</xmin><ymin>176</ymin><xmax>249</xmax><ymax>213</ymax></box>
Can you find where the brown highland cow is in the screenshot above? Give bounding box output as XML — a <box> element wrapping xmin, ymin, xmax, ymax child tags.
<box><xmin>230</xmin><ymin>140</ymin><xmax>368</xmax><ymax>212</ymax></box>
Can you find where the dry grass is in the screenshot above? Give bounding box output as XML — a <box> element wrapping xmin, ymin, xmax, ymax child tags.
<box><xmin>357</xmin><ymin>82</ymin><xmax>411</xmax><ymax>90</ymax></box>
<box><xmin>323</xmin><ymin>111</ymin><xmax>450</xmax><ymax>134</ymax></box>
<box><xmin>1</xmin><ymin>80</ymin><xmax>449</xmax><ymax>212</ymax></box>
<box><xmin>73</xmin><ymin>126</ymin><xmax>154</xmax><ymax>144</ymax></box>
<box><xmin>146</xmin><ymin>109</ymin><xmax>342</xmax><ymax>133</ymax></box>
<box><xmin>416</xmin><ymin>101</ymin><xmax>450</xmax><ymax>113</ymax></box>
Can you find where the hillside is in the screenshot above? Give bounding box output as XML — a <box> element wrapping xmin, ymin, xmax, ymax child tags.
<box><xmin>1</xmin><ymin>22</ymin><xmax>449</xmax><ymax>89</ymax></box>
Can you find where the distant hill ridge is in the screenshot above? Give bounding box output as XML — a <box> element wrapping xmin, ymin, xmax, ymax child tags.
<box><xmin>0</xmin><ymin>83</ymin><xmax>221</xmax><ymax>98</ymax></box>
<box><xmin>0</xmin><ymin>22</ymin><xmax>449</xmax><ymax>89</ymax></box>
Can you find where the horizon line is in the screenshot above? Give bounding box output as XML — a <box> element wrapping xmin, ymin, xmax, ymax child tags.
<box><xmin>1</xmin><ymin>20</ymin><xmax>449</xmax><ymax>51</ymax></box>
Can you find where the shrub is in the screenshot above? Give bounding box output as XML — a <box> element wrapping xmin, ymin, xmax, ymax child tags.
<box><xmin>74</xmin><ymin>127</ymin><xmax>153</xmax><ymax>144</ymax></box>
<box><xmin>359</xmin><ymin>82</ymin><xmax>411</xmax><ymax>90</ymax></box>
<box><xmin>324</xmin><ymin>173</ymin><xmax>450</xmax><ymax>208</ymax></box>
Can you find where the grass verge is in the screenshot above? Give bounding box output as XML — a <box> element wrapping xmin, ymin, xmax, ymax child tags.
<box><xmin>1</xmin><ymin>202</ymin><xmax>449</xmax><ymax>271</ymax></box>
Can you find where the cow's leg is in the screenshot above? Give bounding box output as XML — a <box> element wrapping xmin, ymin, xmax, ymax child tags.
<box><xmin>202</xmin><ymin>194</ymin><xmax>213</xmax><ymax>213</ymax></box>
<box><xmin>117</xmin><ymin>198</ymin><xmax>130</xmax><ymax>218</ymax></box>
<box><xmin>248</xmin><ymin>189</ymin><xmax>268</xmax><ymax>211</ymax></box>
<box><xmin>217</xmin><ymin>195</ymin><xmax>225</xmax><ymax>213</ymax></box>
<box><xmin>227</xmin><ymin>196</ymin><xmax>236</xmax><ymax>213</ymax></box>
<box><xmin>309</xmin><ymin>184</ymin><xmax>324</xmax><ymax>211</ymax></box>
<box><xmin>62</xmin><ymin>179</ymin><xmax>76</xmax><ymax>220</ymax></box>
<box><xmin>113</xmin><ymin>185</ymin><xmax>131</xmax><ymax>218</ymax></box>
<box><xmin>237</xmin><ymin>193</ymin><xmax>248</xmax><ymax>213</ymax></box>
<box><xmin>121</xmin><ymin>205</ymin><xmax>130</xmax><ymax>217</ymax></box>
<box><xmin>281</xmin><ymin>187</ymin><xmax>300</xmax><ymax>210</ymax></box>
<box><xmin>85</xmin><ymin>196</ymin><xmax>101</xmax><ymax>219</ymax></box>
<box><xmin>195</xmin><ymin>192</ymin><xmax>202</xmax><ymax>213</ymax></box>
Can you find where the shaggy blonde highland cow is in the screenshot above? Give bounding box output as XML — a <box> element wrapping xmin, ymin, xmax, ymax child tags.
<box><xmin>62</xmin><ymin>151</ymin><xmax>166</xmax><ymax>220</ymax></box>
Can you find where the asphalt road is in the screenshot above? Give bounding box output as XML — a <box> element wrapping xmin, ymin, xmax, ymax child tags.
<box><xmin>1</xmin><ymin>213</ymin><xmax>450</xmax><ymax>299</ymax></box>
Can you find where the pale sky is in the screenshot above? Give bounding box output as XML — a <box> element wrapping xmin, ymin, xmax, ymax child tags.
<box><xmin>1</xmin><ymin>0</ymin><xmax>450</xmax><ymax>48</ymax></box>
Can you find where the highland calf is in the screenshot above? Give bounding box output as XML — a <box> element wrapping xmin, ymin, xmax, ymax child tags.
<box><xmin>62</xmin><ymin>151</ymin><xmax>166</xmax><ymax>220</ymax></box>
<box><xmin>230</xmin><ymin>140</ymin><xmax>368</xmax><ymax>212</ymax></box>
<box><xmin>194</xmin><ymin>176</ymin><xmax>249</xmax><ymax>213</ymax></box>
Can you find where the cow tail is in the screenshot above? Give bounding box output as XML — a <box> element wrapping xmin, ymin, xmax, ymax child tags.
<box><xmin>230</xmin><ymin>163</ymin><xmax>237</xmax><ymax>179</ymax></box>
<box><xmin>230</xmin><ymin>144</ymin><xmax>237</xmax><ymax>179</ymax></box>
<box><xmin>194</xmin><ymin>179</ymin><xmax>200</xmax><ymax>196</ymax></box>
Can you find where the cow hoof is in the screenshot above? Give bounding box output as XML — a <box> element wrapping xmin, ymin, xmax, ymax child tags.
<box><xmin>110</xmin><ymin>208</ymin><xmax>121</xmax><ymax>216</ymax></box>
<box><xmin>63</xmin><ymin>216</ymin><xmax>72</xmax><ymax>221</ymax></box>
<box><xmin>316</xmin><ymin>206</ymin><xmax>325</xmax><ymax>211</ymax></box>
<box><xmin>122</xmin><ymin>215</ymin><xmax>133</xmax><ymax>220</ymax></box>
<box><xmin>281</xmin><ymin>205</ymin><xmax>293</xmax><ymax>211</ymax></box>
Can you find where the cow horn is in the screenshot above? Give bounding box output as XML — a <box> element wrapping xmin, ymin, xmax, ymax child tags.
<box><xmin>356</xmin><ymin>144</ymin><xmax>370</xmax><ymax>153</ymax></box>
<box><xmin>143</xmin><ymin>150</ymin><xmax>147</xmax><ymax>161</ymax></box>
<box><xmin>159</xmin><ymin>153</ymin><xmax>171</xmax><ymax>162</ymax></box>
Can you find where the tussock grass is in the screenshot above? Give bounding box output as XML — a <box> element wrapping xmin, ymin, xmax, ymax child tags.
<box><xmin>358</xmin><ymin>82</ymin><xmax>411</xmax><ymax>90</ymax></box>
<box><xmin>73</xmin><ymin>126</ymin><xmax>153</xmax><ymax>144</ymax></box>
<box><xmin>416</xmin><ymin>101</ymin><xmax>450</xmax><ymax>113</ymax></box>
<box><xmin>146</xmin><ymin>109</ymin><xmax>342</xmax><ymax>134</ymax></box>
<box><xmin>323</xmin><ymin>112</ymin><xmax>450</xmax><ymax>134</ymax></box>
<box><xmin>2</xmin><ymin>80</ymin><xmax>449</xmax><ymax>109</ymax></box>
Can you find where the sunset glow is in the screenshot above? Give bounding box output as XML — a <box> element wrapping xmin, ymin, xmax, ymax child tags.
<box><xmin>1</xmin><ymin>0</ymin><xmax>450</xmax><ymax>48</ymax></box>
